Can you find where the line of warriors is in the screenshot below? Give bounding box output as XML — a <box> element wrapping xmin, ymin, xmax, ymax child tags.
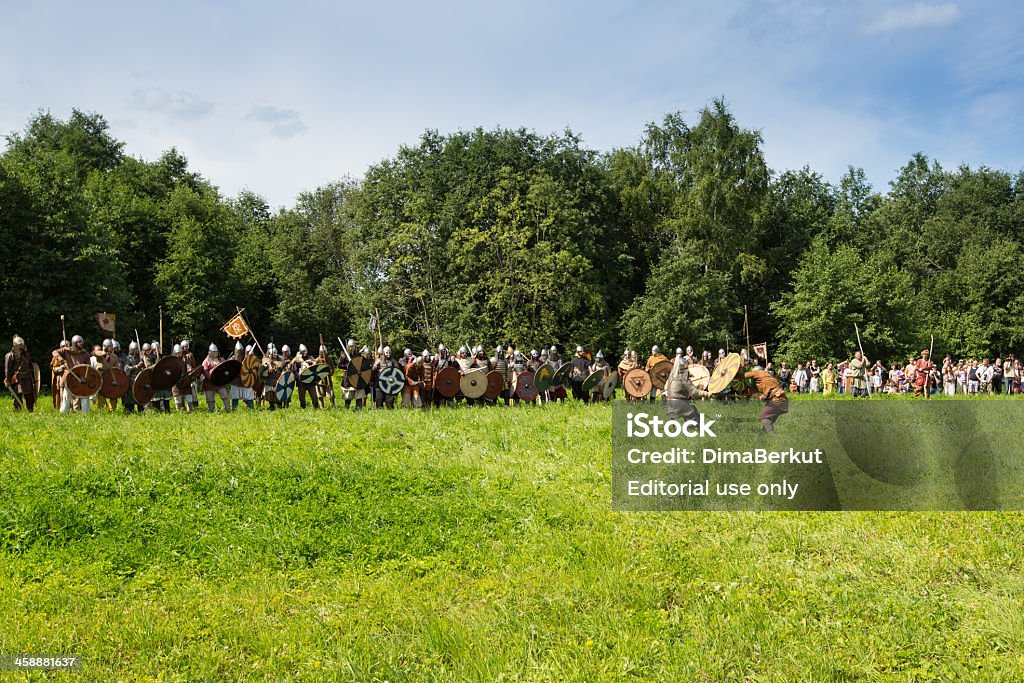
<box><xmin>330</xmin><ymin>340</ymin><xmax>615</xmax><ymax>409</ymax></box>
<box><xmin>8</xmin><ymin>335</ymin><xmax>785</xmax><ymax>429</ymax></box>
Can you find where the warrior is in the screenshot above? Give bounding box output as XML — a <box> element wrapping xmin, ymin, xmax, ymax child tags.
<box><xmin>510</xmin><ymin>350</ymin><xmax>532</xmax><ymax>405</ymax></box>
<box><xmin>4</xmin><ymin>336</ymin><xmax>37</xmax><ymax>412</ymax></box>
<box><xmin>56</xmin><ymin>335</ymin><xmax>92</xmax><ymax>413</ymax></box>
<box><xmin>665</xmin><ymin>355</ymin><xmax>714</xmax><ymax>421</ymax></box>
<box><xmin>742</xmin><ymin>361</ymin><xmax>788</xmax><ymax>433</ymax></box>
<box><xmin>90</xmin><ymin>339</ymin><xmax>117</xmax><ymax>412</ymax></box>
<box><xmin>180</xmin><ymin>339</ymin><xmax>197</xmax><ymax>370</ymax></box>
<box><xmin>149</xmin><ymin>342</ymin><xmax>172</xmax><ymax>412</ymax></box>
<box><xmin>617</xmin><ymin>349</ymin><xmax>637</xmax><ymax>401</ymax></box>
<box><xmin>404</xmin><ymin>351</ymin><xmax>426</xmax><ymax>408</ymax></box>
<box><xmin>912</xmin><ymin>349</ymin><xmax>934</xmax><ymax>397</ymax></box>
<box><xmin>317</xmin><ymin>343</ymin><xmax>336</xmax><ymax>408</ymax></box>
<box><xmin>588</xmin><ymin>350</ymin><xmax>612</xmax><ymax>403</ymax></box>
<box><xmin>849</xmin><ymin>350</ymin><xmax>871</xmax><ymax>398</ymax></box>
<box><xmin>372</xmin><ymin>345</ymin><xmax>401</xmax><ymax>410</ymax></box>
<box><xmin>547</xmin><ymin>345</ymin><xmax>567</xmax><ymax>403</ymax></box>
<box><xmin>684</xmin><ymin>346</ymin><xmax>696</xmax><ymax>366</ymax></box>
<box><xmin>261</xmin><ymin>343</ymin><xmax>285</xmax><ymax>410</ymax></box>
<box><xmin>293</xmin><ymin>344</ymin><xmax>320</xmax><ymax>409</ymax></box>
<box><xmin>570</xmin><ymin>345</ymin><xmax>590</xmax><ymax>403</ymax></box>
<box><xmin>201</xmin><ymin>344</ymin><xmax>232</xmax><ymax>412</ymax></box>
<box><xmin>701</xmin><ymin>350</ymin><xmax>713</xmax><ymax>370</ymax></box>
<box><xmin>229</xmin><ymin>341</ymin><xmax>256</xmax><ymax>410</ymax></box>
<box><xmin>453</xmin><ymin>346</ymin><xmax>474</xmax><ymax>405</ymax></box>
<box><xmin>49</xmin><ymin>340</ymin><xmax>68</xmax><ymax>410</ymax></box>
<box><xmin>491</xmin><ymin>345</ymin><xmax>511</xmax><ymax>405</ymax></box>
<box><xmin>645</xmin><ymin>345</ymin><xmax>669</xmax><ymax>400</ymax></box>
<box><xmin>338</xmin><ymin>339</ymin><xmax>363</xmax><ymax>409</ymax></box>
<box><xmin>171</xmin><ymin>343</ymin><xmax>197</xmax><ymax>413</ymax></box>
<box><xmin>123</xmin><ymin>341</ymin><xmax>144</xmax><ymax>413</ymax></box>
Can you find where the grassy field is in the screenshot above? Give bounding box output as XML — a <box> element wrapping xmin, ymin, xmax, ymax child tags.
<box><xmin>2</xmin><ymin>399</ymin><xmax>1023</xmax><ymax>681</ymax></box>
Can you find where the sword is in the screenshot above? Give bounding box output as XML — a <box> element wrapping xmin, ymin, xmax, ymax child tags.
<box><xmin>7</xmin><ymin>383</ymin><xmax>24</xmax><ymax>409</ymax></box>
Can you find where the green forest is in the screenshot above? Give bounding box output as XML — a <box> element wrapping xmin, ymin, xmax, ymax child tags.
<box><xmin>2</xmin><ymin>99</ymin><xmax>1023</xmax><ymax>363</ymax></box>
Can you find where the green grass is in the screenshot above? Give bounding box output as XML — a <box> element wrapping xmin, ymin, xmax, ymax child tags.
<box><xmin>1</xmin><ymin>401</ymin><xmax>1023</xmax><ymax>681</ymax></box>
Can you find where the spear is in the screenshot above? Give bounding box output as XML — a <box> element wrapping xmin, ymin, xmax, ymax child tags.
<box><xmin>926</xmin><ymin>335</ymin><xmax>934</xmax><ymax>400</ymax></box>
<box><xmin>854</xmin><ymin>323</ymin><xmax>868</xmax><ymax>395</ymax></box>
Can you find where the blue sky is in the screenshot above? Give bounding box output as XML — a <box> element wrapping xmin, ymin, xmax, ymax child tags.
<box><xmin>1</xmin><ymin>1</ymin><xmax>1021</xmax><ymax>207</ymax></box>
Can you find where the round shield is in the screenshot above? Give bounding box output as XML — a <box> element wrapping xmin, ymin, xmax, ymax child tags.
<box><xmin>688</xmin><ymin>364</ymin><xmax>710</xmax><ymax>391</ymax></box>
<box><xmin>551</xmin><ymin>362</ymin><xmax>571</xmax><ymax>387</ymax></box>
<box><xmin>65</xmin><ymin>364</ymin><xmax>102</xmax><ymax>398</ymax></box>
<box><xmin>378</xmin><ymin>366</ymin><xmax>406</xmax><ymax>395</ymax></box>
<box><xmin>514</xmin><ymin>371</ymin><xmax>538</xmax><ymax>401</ymax></box>
<box><xmin>344</xmin><ymin>355</ymin><xmax>372</xmax><ymax>391</ymax></box>
<box><xmin>460</xmin><ymin>369</ymin><xmax>488</xmax><ymax>399</ymax></box>
<box><xmin>602</xmin><ymin>370</ymin><xmax>619</xmax><ymax>400</ymax></box>
<box><xmin>535</xmin><ymin>363</ymin><xmax>554</xmax><ymax>392</ymax></box>
<box><xmin>435</xmin><ymin>366</ymin><xmax>460</xmax><ymax>398</ymax></box>
<box><xmin>298</xmin><ymin>362</ymin><xmax>330</xmax><ymax>386</ymax></box>
<box><xmin>132</xmin><ymin>367</ymin><xmax>156</xmax><ymax>405</ymax></box>
<box><xmin>650</xmin><ymin>360</ymin><xmax>674</xmax><ymax>390</ymax></box>
<box><xmin>179</xmin><ymin>364</ymin><xmax>205</xmax><ymax>388</ymax></box>
<box><xmin>240</xmin><ymin>354</ymin><xmax>262</xmax><ymax>388</ymax></box>
<box><xmin>275</xmin><ymin>370</ymin><xmax>296</xmax><ymax>403</ymax></box>
<box><xmin>151</xmin><ymin>355</ymin><xmax>185</xmax><ymax>391</ymax></box>
<box><xmin>484</xmin><ymin>370</ymin><xmax>504</xmax><ymax>400</ymax></box>
<box><xmin>100</xmin><ymin>367</ymin><xmax>130</xmax><ymax>399</ymax></box>
<box><xmin>211</xmin><ymin>359</ymin><xmax>242</xmax><ymax>387</ymax></box>
<box><xmin>582</xmin><ymin>369</ymin><xmax>604</xmax><ymax>393</ymax></box>
<box><xmin>624</xmin><ymin>368</ymin><xmax>653</xmax><ymax>398</ymax></box>
<box><xmin>708</xmin><ymin>353</ymin><xmax>742</xmax><ymax>394</ymax></box>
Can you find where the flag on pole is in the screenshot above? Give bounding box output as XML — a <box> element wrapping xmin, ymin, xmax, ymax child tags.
<box><xmin>753</xmin><ymin>342</ymin><xmax>768</xmax><ymax>361</ymax></box>
<box><xmin>368</xmin><ymin>314</ymin><xmax>378</xmax><ymax>332</ymax></box>
<box><xmin>96</xmin><ymin>312</ymin><xmax>116</xmax><ymax>333</ymax></box>
<box><xmin>222</xmin><ymin>312</ymin><xmax>250</xmax><ymax>339</ymax></box>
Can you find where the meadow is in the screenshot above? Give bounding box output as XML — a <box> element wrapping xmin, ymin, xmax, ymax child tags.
<box><xmin>1</xmin><ymin>398</ymin><xmax>1023</xmax><ymax>681</ymax></box>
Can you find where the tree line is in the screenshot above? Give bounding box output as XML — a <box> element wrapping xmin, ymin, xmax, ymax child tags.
<box><xmin>2</xmin><ymin>100</ymin><xmax>1023</xmax><ymax>365</ymax></box>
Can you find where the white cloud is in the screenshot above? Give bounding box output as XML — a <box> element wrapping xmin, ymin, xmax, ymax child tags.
<box><xmin>245</xmin><ymin>105</ymin><xmax>307</xmax><ymax>139</ymax></box>
<box><xmin>868</xmin><ymin>3</ymin><xmax>961</xmax><ymax>33</ymax></box>
<box><xmin>127</xmin><ymin>87</ymin><xmax>213</xmax><ymax>120</ymax></box>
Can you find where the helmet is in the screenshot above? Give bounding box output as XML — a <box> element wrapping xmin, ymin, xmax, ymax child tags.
<box><xmin>299</xmin><ymin>344</ymin><xmax>308</xmax><ymax>353</ymax></box>
<box><xmin>319</xmin><ymin>344</ymin><xmax>327</xmax><ymax>353</ymax></box>
<box><xmin>152</xmin><ymin>342</ymin><xmax>160</xmax><ymax>352</ymax></box>
<box><xmin>422</xmin><ymin>349</ymin><xmax>430</xmax><ymax>357</ymax></box>
<box><xmin>458</xmin><ymin>346</ymin><xmax>468</xmax><ymax>355</ymax></box>
<box><xmin>676</xmin><ymin>347</ymin><xmax>683</xmax><ymax>355</ymax></box>
<box><xmin>347</xmin><ymin>339</ymin><xmax>357</xmax><ymax>348</ymax></box>
<box><xmin>360</xmin><ymin>345</ymin><xmax>369</xmax><ymax>354</ymax></box>
<box><xmin>209</xmin><ymin>344</ymin><xmax>219</xmax><ymax>353</ymax></box>
<box><xmin>496</xmin><ymin>344</ymin><xmax>504</xmax><ymax>354</ymax></box>
<box><xmin>267</xmin><ymin>343</ymin><xmax>277</xmax><ymax>355</ymax></box>
<box><xmin>576</xmin><ymin>345</ymin><xmax>584</xmax><ymax>353</ymax></box>
<box><xmin>652</xmin><ymin>345</ymin><xmax>660</xmax><ymax>354</ymax></box>
<box><xmin>550</xmin><ymin>345</ymin><xmax>557</xmax><ymax>353</ymax></box>
<box><xmin>142</xmin><ymin>343</ymin><xmax>151</xmax><ymax>352</ymax></box>
<box><xmin>596</xmin><ymin>350</ymin><xmax>604</xmax><ymax>359</ymax></box>
<box><xmin>686</xmin><ymin>346</ymin><xmax>693</xmax><ymax>355</ymax></box>
<box><xmin>540</xmin><ymin>349</ymin><xmax>548</xmax><ymax>357</ymax></box>
<box><xmin>531</xmin><ymin>349</ymin><xmax>538</xmax><ymax>357</ymax></box>
<box><xmin>678</xmin><ymin>356</ymin><xmax>689</xmax><ymax>368</ymax></box>
<box><xmin>181</xmin><ymin>340</ymin><xmax>190</xmax><ymax>349</ymax></box>
<box><xmin>60</xmin><ymin>339</ymin><xmax>69</xmax><ymax>348</ymax></box>
<box><xmin>383</xmin><ymin>345</ymin><xmax>391</xmax><ymax>356</ymax></box>
<box><xmin>515</xmin><ymin>351</ymin><xmax>525</xmax><ymax>361</ymax></box>
<box><xmin>112</xmin><ymin>340</ymin><xmax>121</xmax><ymax>351</ymax></box>
<box><xmin>102</xmin><ymin>338</ymin><xmax>113</xmax><ymax>349</ymax></box>
<box><xmin>235</xmin><ymin>341</ymin><xmax>244</xmax><ymax>351</ymax></box>
<box><xmin>282</xmin><ymin>345</ymin><xmax>291</xmax><ymax>354</ymax></box>
<box><xmin>129</xmin><ymin>341</ymin><xmax>138</xmax><ymax>351</ymax></box>
<box><xmin>71</xmin><ymin>334</ymin><xmax>84</xmax><ymax>345</ymax></box>
<box><xmin>437</xmin><ymin>343</ymin><xmax>446</xmax><ymax>352</ymax></box>
<box><xmin>12</xmin><ymin>335</ymin><xmax>24</xmax><ymax>346</ymax></box>
<box><xmin>718</xmin><ymin>349</ymin><xmax>725</xmax><ymax>356</ymax></box>
<box><xmin>403</xmin><ymin>348</ymin><xmax>411</xmax><ymax>357</ymax></box>
<box><xmin>173</xmin><ymin>344</ymin><xmax>182</xmax><ymax>354</ymax></box>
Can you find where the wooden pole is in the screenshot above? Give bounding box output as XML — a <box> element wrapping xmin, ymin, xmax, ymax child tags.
<box><xmin>159</xmin><ymin>306</ymin><xmax>164</xmax><ymax>358</ymax></box>
<box><xmin>60</xmin><ymin>314</ymin><xmax>66</xmax><ymax>342</ymax></box>
<box><xmin>744</xmin><ymin>305</ymin><xmax>750</xmax><ymax>358</ymax></box>
<box><xmin>236</xmin><ymin>306</ymin><xmax>264</xmax><ymax>356</ymax></box>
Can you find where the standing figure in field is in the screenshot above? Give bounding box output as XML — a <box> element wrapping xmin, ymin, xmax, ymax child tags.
<box><xmin>570</xmin><ymin>345</ymin><xmax>590</xmax><ymax>403</ymax></box>
<box><xmin>4</xmin><ymin>336</ymin><xmax>37</xmax><ymax>412</ymax></box>
<box><xmin>201</xmin><ymin>344</ymin><xmax>232</xmax><ymax>412</ymax></box>
<box><xmin>588</xmin><ymin>350</ymin><xmax>612</xmax><ymax>403</ymax></box>
<box><xmin>261</xmin><ymin>344</ymin><xmax>285</xmax><ymax>410</ymax></box>
<box><xmin>229</xmin><ymin>342</ymin><xmax>256</xmax><ymax>410</ymax></box>
<box><xmin>547</xmin><ymin>345</ymin><xmax>567</xmax><ymax>403</ymax></box>
<box><xmin>56</xmin><ymin>335</ymin><xmax>92</xmax><ymax>413</ymax></box>
<box><xmin>491</xmin><ymin>345</ymin><xmax>511</xmax><ymax>406</ymax></box>
<box><xmin>293</xmin><ymin>344</ymin><xmax>320</xmax><ymax>409</ymax></box>
<box><xmin>337</xmin><ymin>339</ymin><xmax>360</xmax><ymax>408</ymax></box>
<box><xmin>849</xmin><ymin>350</ymin><xmax>871</xmax><ymax>398</ymax></box>
<box><xmin>171</xmin><ymin>344</ymin><xmax>197</xmax><ymax>413</ymax></box>
<box><xmin>914</xmin><ymin>349</ymin><xmax>934</xmax><ymax>397</ymax></box>
<box><xmin>645</xmin><ymin>345</ymin><xmax>669</xmax><ymax>400</ymax></box>
<box><xmin>404</xmin><ymin>351</ymin><xmax>426</xmax><ymax>408</ymax></box>
<box><xmin>317</xmin><ymin>344</ymin><xmax>335</xmax><ymax>408</ymax></box>
<box><xmin>372</xmin><ymin>346</ymin><xmax>401</xmax><ymax>410</ymax></box>
<box><xmin>91</xmin><ymin>339</ymin><xmax>117</xmax><ymax>412</ymax></box>
<box><xmin>743</xmin><ymin>362</ymin><xmax>789</xmax><ymax>433</ymax></box>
